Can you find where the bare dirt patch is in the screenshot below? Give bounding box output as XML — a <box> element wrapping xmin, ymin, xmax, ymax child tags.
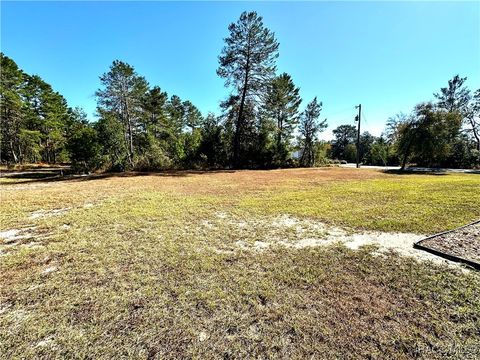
<box><xmin>0</xmin><ymin>227</ymin><xmax>36</xmax><ymax>244</ymax></box>
<box><xmin>0</xmin><ymin>226</ymin><xmax>50</xmax><ymax>255</ymax></box>
<box><xmin>29</xmin><ymin>208</ymin><xmax>70</xmax><ymax>220</ymax></box>
<box><xmin>210</xmin><ymin>213</ymin><xmax>452</xmax><ymax>265</ymax></box>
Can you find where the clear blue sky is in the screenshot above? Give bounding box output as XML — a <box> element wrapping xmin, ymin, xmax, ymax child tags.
<box><xmin>2</xmin><ymin>1</ymin><xmax>479</xmax><ymax>139</ymax></box>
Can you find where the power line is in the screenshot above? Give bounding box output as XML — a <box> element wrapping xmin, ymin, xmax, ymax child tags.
<box><xmin>361</xmin><ymin>109</ymin><xmax>368</xmax><ymax>124</ymax></box>
<box><xmin>326</xmin><ymin>105</ymin><xmax>357</xmax><ymax>117</ymax></box>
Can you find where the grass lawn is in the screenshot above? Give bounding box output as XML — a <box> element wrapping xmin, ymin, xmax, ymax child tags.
<box><xmin>1</xmin><ymin>167</ymin><xmax>479</xmax><ymax>358</ymax></box>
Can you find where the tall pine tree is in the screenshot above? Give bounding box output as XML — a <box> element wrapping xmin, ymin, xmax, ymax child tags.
<box><xmin>95</xmin><ymin>60</ymin><xmax>149</xmax><ymax>167</ymax></box>
<box><xmin>263</xmin><ymin>73</ymin><xmax>301</xmax><ymax>166</ymax></box>
<box><xmin>0</xmin><ymin>53</ymin><xmax>24</xmax><ymax>163</ymax></box>
<box><xmin>299</xmin><ymin>97</ymin><xmax>326</xmax><ymax>167</ymax></box>
<box><xmin>217</xmin><ymin>11</ymin><xmax>279</xmax><ymax>167</ymax></box>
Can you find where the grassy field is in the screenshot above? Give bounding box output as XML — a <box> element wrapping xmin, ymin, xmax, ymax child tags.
<box><xmin>1</xmin><ymin>167</ymin><xmax>479</xmax><ymax>358</ymax></box>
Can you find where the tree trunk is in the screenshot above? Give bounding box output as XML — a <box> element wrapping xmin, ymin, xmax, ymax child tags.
<box><xmin>277</xmin><ymin>114</ymin><xmax>283</xmax><ymax>158</ymax></box>
<box><xmin>233</xmin><ymin>102</ymin><xmax>244</xmax><ymax>168</ymax></box>
<box><xmin>468</xmin><ymin>118</ymin><xmax>480</xmax><ymax>151</ymax></box>
<box><xmin>128</xmin><ymin>119</ymin><xmax>134</xmax><ymax>165</ymax></box>
<box><xmin>234</xmin><ymin>62</ymin><xmax>250</xmax><ymax>169</ymax></box>
<box><xmin>18</xmin><ymin>143</ymin><xmax>22</xmax><ymax>163</ymax></box>
<box><xmin>400</xmin><ymin>141</ymin><xmax>412</xmax><ymax>170</ymax></box>
<box><xmin>123</xmin><ymin>98</ymin><xmax>134</xmax><ymax>168</ymax></box>
<box><xmin>9</xmin><ymin>141</ymin><xmax>18</xmax><ymax>163</ymax></box>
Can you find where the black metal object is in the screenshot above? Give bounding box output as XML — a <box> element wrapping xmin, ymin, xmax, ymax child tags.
<box><xmin>355</xmin><ymin>104</ymin><xmax>361</xmax><ymax>169</ymax></box>
<box><xmin>413</xmin><ymin>219</ymin><xmax>480</xmax><ymax>270</ymax></box>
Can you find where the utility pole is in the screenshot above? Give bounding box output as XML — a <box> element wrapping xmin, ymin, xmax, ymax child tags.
<box><xmin>355</xmin><ymin>104</ymin><xmax>361</xmax><ymax>168</ymax></box>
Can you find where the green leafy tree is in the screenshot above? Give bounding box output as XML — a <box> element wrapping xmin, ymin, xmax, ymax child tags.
<box><xmin>385</xmin><ymin>113</ymin><xmax>409</xmax><ymax>144</ymax></box>
<box><xmin>331</xmin><ymin>124</ymin><xmax>357</xmax><ymax>161</ymax></box>
<box><xmin>40</xmin><ymin>88</ymin><xmax>70</xmax><ymax>163</ymax></box>
<box><xmin>181</xmin><ymin>101</ymin><xmax>203</xmax><ymax>167</ymax></box>
<box><xmin>138</xmin><ymin>86</ymin><xmax>173</xmax><ymax>168</ymax></box>
<box><xmin>358</xmin><ymin>132</ymin><xmax>376</xmax><ymax>164</ymax></box>
<box><xmin>95</xmin><ymin>60</ymin><xmax>149</xmax><ymax>167</ymax></box>
<box><xmin>263</xmin><ymin>73</ymin><xmax>302</xmax><ymax>166</ymax></box>
<box><xmin>20</xmin><ymin>74</ymin><xmax>71</xmax><ymax>163</ymax></box>
<box><xmin>95</xmin><ymin>111</ymin><xmax>129</xmax><ymax>171</ymax></box>
<box><xmin>198</xmin><ymin>113</ymin><xmax>228</xmax><ymax>168</ymax></box>
<box><xmin>67</xmin><ymin>125</ymin><xmax>101</xmax><ymax>172</ymax></box>
<box><xmin>0</xmin><ymin>53</ymin><xmax>24</xmax><ymax>163</ymax></box>
<box><xmin>217</xmin><ymin>11</ymin><xmax>279</xmax><ymax>167</ymax></box>
<box><xmin>183</xmin><ymin>100</ymin><xmax>203</xmax><ymax>130</ymax></box>
<box><xmin>299</xmin><ymin>97</ymin><xmax>326</xmax><ymax>167</ymax></box>
<box><xmin>21</xmin><ymin>74</ymin><xmax>45</xmax><ymax>132</ymax></box>
<box><xmin>344</xmin><ymin>144</ymin><xmax>357</xmax><ymax>164</ymax></box>
<box><xmin>18</xmin><ymin>129</ymin><xmax>42</xmax><ymax>163</ymax></box>
<box><xmin>395</xmin><ymin>103</ymin><xmax>462</xmax><ymax>169</ymax></box>
<box><xmin>2</xmin><ymin>54</ymin><xmax>72</xmax><ymax>164</ymax></box>
<box><xmin>434</xmin><ymin>75</ymin><xmax>470</xmax><ymax>113</ymax></box>
<box><xmin>165</xmin><ymin>95</ymin><xmax>186</xmax><ymax>165</ymax></box>
<box><xmin>466</xmin><ymin>89</ymin><xmax>480</xmax><ymax>151</ymax></box>
<box><xmin>219</xmin><ymin>94</ymin><xmax>257</xmax><ymax>166</ymax></box>
<box><xmin>369</xmin><ymin>137</ymin><xmax>389</xmax><ymax>166</ymax></box>
<box><xmin>142</xmin><ymin>86</ymin><xmax>169</xmax><ymax>139</ymax></box>
<box><xmin>313</xmin><ymin>141</ymin><xmax>331</xmax><ymax>166</ymax></box>
<box><xmin>435</xmin><ymin>75</ymin><xmax>479</xmax><ymax>153</ymax></box>
<box><xmin>66</xmin><ymin>107</ymin><xmax>101</xmax><ymax>172</ymax></box>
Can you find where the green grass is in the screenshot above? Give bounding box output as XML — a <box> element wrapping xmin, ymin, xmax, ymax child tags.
<box><xmin>1</xmin><ymin>168</ymin><xmax>479</xmax><ymax>358</ymax></box>
<box><xmin>240</xmin><ymin>174</ymin><xmax>480</xmax><ymax>233</ymax></box>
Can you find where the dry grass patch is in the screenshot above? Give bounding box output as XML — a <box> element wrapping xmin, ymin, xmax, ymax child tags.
<box><xmin>1</xmin><ymin>168</ymin><xmax>479</xmax><ymax>358</ymax></box>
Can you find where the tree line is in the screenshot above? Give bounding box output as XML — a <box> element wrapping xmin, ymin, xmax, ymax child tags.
<box><xmin>1</xmin><ymin>11</ymin><xmax>479</xmax><ymax>171</ymax></box>
<box><xmin>326</xmin><ymin>75</ymin><xmax>480</xmax><ymax>169</ymax></box>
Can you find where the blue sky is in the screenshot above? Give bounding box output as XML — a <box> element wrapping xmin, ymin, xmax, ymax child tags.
<box><xmin>2</xmin><ymin>1</ymin><xmax>479</xmax><ymax>139</ymax></box>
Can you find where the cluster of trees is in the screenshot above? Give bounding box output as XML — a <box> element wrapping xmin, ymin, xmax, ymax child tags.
<box><xmin>2</xmin><ymin>11</ymin><xmax>478</xmax><ymax>171</ymax></box>
<box><xmin>1</xmin><ymin>53</ymin><xmax>77</xmax><ymax>164</ymax></box>
<box><xmin>389</xmin><ymin>76</ymin><xmax>480</xmax><ymax>169</ymax></box>
<box><xmin>1</xmin><ymin>53</ymin><xmax>219</xmax><ymax>171</ymax></box>
<box><xmin>326</xmin><ymin>75</ymin><xmax>480</xmax><ymax>169</ymax></box>
<box><xmin>1</xmin><ymin>12</ymin><xmax>327</xmax><ymax>172</ymax></box>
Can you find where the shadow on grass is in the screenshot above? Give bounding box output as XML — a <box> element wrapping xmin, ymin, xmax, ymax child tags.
<box><xmin>383</xmin><ymin>170</ymin><xmax>449</xmax><ymax>176</ymax></box>
<box><xmin>3</xmin><ymin>171</ymin><xmax>68</xmax><ymax>179</ymax></box>
<box><xmin>0</xmin><ymin>168</ymin><xmax>239</xmax><ymax>186</ymax></box>
<box><xmin>3</xmin><ymin>166</ymin><xmax>479</xmax><ymax>186</ymax></box>
<box><xmin>384</xmin><ymin>168</ymin><xmax>480</xmax><ymax>175</ymax></box>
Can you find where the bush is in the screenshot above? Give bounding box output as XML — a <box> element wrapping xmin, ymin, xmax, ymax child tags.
<box><xmin>67</xmin><ymin>126</ymin><xmax>102</xmax><ymax>173</ymax></box>
<box><xmin>18</xmin><ymin>129</ymin><xmax>42</xmax><ymax>163</ymax></box>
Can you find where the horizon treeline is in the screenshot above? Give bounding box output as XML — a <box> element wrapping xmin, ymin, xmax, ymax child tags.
<box><xmin>1</xmin><ymin>11</ymin><xmax>479</xmax><ymax>171</ymax></box>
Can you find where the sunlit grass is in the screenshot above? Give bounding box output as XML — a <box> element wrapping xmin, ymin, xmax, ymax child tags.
<box><xmin>241</xmin><ymin>174</ymin><xmax>480</xmax><ymax>233</ymax></box>
<box><xmin>1</xmin><ymin>168</ymin><xmax>479</xmax><ymax>358</ymax></box>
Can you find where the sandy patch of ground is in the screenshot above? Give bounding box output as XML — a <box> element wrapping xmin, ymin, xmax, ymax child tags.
<box><xmin>36</xmin><ymin>337</ymin><xmax>56</xmax><ymax>348</ymax></box>
<box><xmin>0</xmin><ymin>229</ymin><xmax>27</xmax><ymax>243</ymax></box>
<box><xmin>0</xmin><ymin>228</ymin><xmax>37</xmax><ymax>243</ymax></box>
<box><xmin>0</xmin><ymin>225</ymin><xmax>53</xmax><ymax>254</ymax></box>
<box><xmin>0</xmin><ymin>228</ymin><xmax>41</xmax><ymax>255</ymax></box>
<box><xmin>198</xmin><ymin>331</ymin><xmax>208</xmax><ymax>342</ymax></box>
<box><xmin>285</xmin><ymin>228</ymin><xmax>435</xmax><ymax>262</ymax></box>
<box><xmin>29</xmin><ymin>208</ymin><xmax>70</xmax><ymax>220</ymax></box>
<box><xmin>42</xmin><ymin>266</ymin><xmax>58</xmax><ymax>275</ymax></box>
<box><xmin>216</xmin><ymin>212</ymin><xmax>228</xmax><ymax>219</ymax></box>
<box><xmin>213</xmin><ymin>213</ymin><xmax>455</xmax><ymax>266</ymax></box>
